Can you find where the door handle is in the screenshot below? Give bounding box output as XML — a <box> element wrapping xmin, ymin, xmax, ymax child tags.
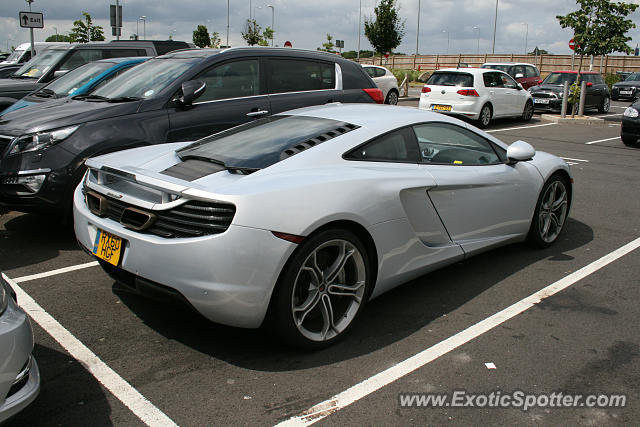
<box><xmin>246</xmin><ymin>110</ymin><xmax>269</xmax><ymax>117</ymax></box>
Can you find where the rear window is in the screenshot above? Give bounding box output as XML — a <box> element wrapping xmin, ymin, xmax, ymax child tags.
<box><xmin>481</xmin><ymin>64</ymin><xmax>512</xmax><ymax>74</ymax></box>
<box><xmin>426</xmin><ymin>72</ymin><xmax>474</xmax><ymax>87</ymax></box>
<box><xmin>543</xmin><ymin>72</ymin><xmax>578</xmax><ymax>85</ymax></box>
<box><xmin>268</xmin><ymin>59</ymin><xmax>335</xmax><ymax>93</ymax></box>
<box><xmin>177</xmin><ymin>115</ymin><xmax>358</xmax><ymax>169</ymax></box>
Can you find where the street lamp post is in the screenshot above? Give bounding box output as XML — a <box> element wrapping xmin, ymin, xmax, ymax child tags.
<box><xmin>492</xmin><ymin>0</ymin><xmax>498</xmax><ymax>54</ymax></box>
<box><xmin>26</xmin><ymin>0</ymin><xmax>34</xmax><ymax>56</ymax></box>
<box><xmin>415</xmin><ymin>0</ymin><xmax>421</xmax><ymax>56</ymax></box>
<box><xmin>522</xmin><ymin>22</ymin><xmax>528</xmax><ymax>54</ymax></box>
<box><xmin>139</xmin><ymin>16</ymin><xmax>146</xmax><ymax>40</ymax></box>
<box><xmin>267</xmin><ymin>5</ymin><xmax>274</xmax><ymax>47</ymax></box>
<box><xmin>226</xmin><ymin>0</ymin><xmax>230</xmax><ymax>47</ymax></box>
<box><xmin>473</xmin><ymin>26</ymin><xmax>480</xmax><ymax>55</ymax></box>
<box><xmin>53</xmin><ymin>26</ymin><xmax>58</xmax><ymax>41</ymax></box>
<box><xmin>357</xmin><ymin>0</ymin><xmax>362</xmax><ymax>60</ymax></box>
<box><xmin>442</xmin><ymin>29</ymin><xmax>449</xmax><ymax>55</ymax></box>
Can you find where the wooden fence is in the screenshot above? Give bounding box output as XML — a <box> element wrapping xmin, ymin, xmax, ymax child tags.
<box><xmin>357</xmin><ymin>53</ymin><xmax>640</xmax><ymax>75</ymax></box>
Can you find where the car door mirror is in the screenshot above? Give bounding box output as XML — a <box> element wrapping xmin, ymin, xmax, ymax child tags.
<box><xmin>178</xmin><ymin>80</ymin><xmax>206</xmax><ymax>107</ymax></box>
<box><xmin>515</xmin><ymin>73</ymin><xmax>524</xmax><ymax>79</ymax></box>
<box><xmin>516</xmin><ymin>83</ymin><xmax>524</xmax><ymax>90</ymax></box>
<box><xmin>507</xmin><ymin>140</ymin><xmax>535</xmax><ymax>163</ymax></box>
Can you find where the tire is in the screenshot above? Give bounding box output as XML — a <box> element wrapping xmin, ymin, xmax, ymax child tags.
<box><xmin>476</xmin><ymin>104</ymin><xmax>492</xmax><ymax>128</ymax></box>
<box><xmin>527</xmin><ymin>175</ymin><xmax>570</xmax><ymax>249</ymax></box>
<box><xmin>598</xmin><ymin>96</ymin><xmax>610</xmax><ymax>113</ymax></box>
<box><xmin>385</xmin><ymin>89</ymin><xmax>399</xmax><ymax>105</ymax></box>
<box><xmin>521</xmin><ymin>100</ymin><xmax>534</xmax><ymax>121</ymax></box>
<box><xmin>270</xmin><ymin>228</ymin><xmax>371</xmax><ymax>349</ymax></box>
<box><xmin>622</xmin><ymin>134</ymin><xmax>638</xmax><ymax>146</ymax></box>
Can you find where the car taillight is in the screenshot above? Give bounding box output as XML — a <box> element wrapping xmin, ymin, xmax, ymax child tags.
<box><xmin>457</xmin><ymin>89</ymin><xmax>479</xmax><ymax>96</ymax></box>
<box><xmin>421</xmin><ymin>86</ymin><xmax>431</xmax><ymax>93</ymax></box>
<box><xmin>363</xmin><ymin>88</ymin><xmax>384</xmax><ymax>104</ymax></box>
<box><xmin>537</xmin><ymin>79</ymin><xmax>543</xmax><ymax>84</ymax></box>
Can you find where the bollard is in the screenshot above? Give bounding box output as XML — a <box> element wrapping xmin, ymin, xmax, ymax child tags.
<box><xmin>561</xmin><ymin>80</ymin><xmax>569</xmax><ymax>118</ymax></box>
<box><xmin>578</xmin><ymin>80</ymin><xmax>586</xmax><ymax>116</ymax></box>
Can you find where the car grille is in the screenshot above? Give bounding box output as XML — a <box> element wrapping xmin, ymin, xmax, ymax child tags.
<box><xmin>0</xmin><ymin>134</ymin><xmax>15</xmax><ymax>157</ymax></box>
<box><xmin>89</xmin><ymin>192</ymin><xmax>236</xmax><ymax>238</ymax></box>
<box><xmin>531</xmin><ymin>92</ymin><xmax>558</xmax><ymax>99</ymax></box>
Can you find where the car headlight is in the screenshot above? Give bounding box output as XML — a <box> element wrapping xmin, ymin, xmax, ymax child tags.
<box><xmin>624</xmin><ymin>107</ymin><xmax>639</xmax><ymax>118</ymax></box>
<box><xmin>8</xmin><ymin>125</ymin><xmax>79</xmax><ymax>156</ymax></box>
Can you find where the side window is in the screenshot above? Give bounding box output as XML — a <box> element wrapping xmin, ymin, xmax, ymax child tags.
<box><xmin>363</xmin><ymin>67</ymin><xmax>376</xmax><ymax>78</ymax></box>
<box><xmin>196</xmin><ymin>59</ymin><xmax>260</xmax><ymax>102</ymax></box>
<box><xmin>526</xmin><ymin>66</ymin><xmax>539</xmax><ymax>78</ymax></box>
<box><xmin>104</xmin><ymin>49</ymin><xmax>145</xmax><ymax>59</ymax></box>
<box><xmin>512</xmin><ymin>65</ymin><xmax>525</xmax><ymax>78</ymax></box>
<box><xmin>483</xmin><ymin>72</ymin><xmax>503</xmax><ymax>88</ymax></box>
<box><xmin>501</xmin><ymin>73</ymin><xmax>518</xmax><ymax>89</ymax></box>
<box><xmin>268</xmin><ymin>59</ymin><xmax>335</xmax><ymax>93</ymax></box>
<box><xmin>595</xmin><ymin>75</ymin><xmax>605</xmax><ymax>85</ymax></box>
<box><xmin>58</xmin><ymin>50</ymin><xmax>102</xmax><ymax>71</ymax></box>
<box><xmin>413</xmin><ymin>122</ymin><xmax>501</xmax><ymax>165</ymax></box>
<box><xmin>21</xmin><ymin>50</ymin><xmax>31</xmax><ymax>63</ymax></box>
<box><xmin>375</xmin><ymin>68</ymin><xmax>386</xmax><ymax>77</ymax></box>
<box><xmin>345</xmin><ymin>127</ymin><xmax>418</xmax><ymax>162</ymax></box>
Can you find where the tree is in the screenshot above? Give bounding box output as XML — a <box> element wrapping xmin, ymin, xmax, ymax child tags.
<box><xmin>69</xmin><ymin>12</ymin><xmax>105</xmax><ymax>43</ymax></box>
<box><xmin>261</xmin><ymin>27</ymin><xmax>274</xmax><ymax>47</ymax></box>
<box><xmin>45</xmin><ymin>34</ymin><xmax>71</xmax><ymax>42</ymax></box>
<box><xmin>557</xmin><ymin>0</ymin><xmax>638</xmax><ymax>115</ymax></box>
<box><xmin>242</xmin><ymin>19</ymin><xmax>263</xmax><ymax>46</ymax></box>
<box><xmin>192</xmin><ymin>25</ymin><xmax>211</xmax><ymax>48</ymax></box>
<box><xmin>318</xmin><ymin>34</ymin><xmax>335</xmax><ymax>52</ymax></box>
<box><xmin>210</xmin><ymin>31</ymin><xmax>221</xmax><ymax>48</ymax></box>
<box><xmin>364</xmin><ymin>0</ymin><xmax>405</xmax><ymax>61</ymax></box>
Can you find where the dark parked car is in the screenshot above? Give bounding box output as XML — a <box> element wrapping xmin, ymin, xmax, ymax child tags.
<box><xmin>0</xmin><ymin>40</ymin><xmax>188</xmax><ymax>110</ymax></box>
<box><xmin>0</xmin><ymin>65</ymin><xmax>19</xmax><ymax>79</ymax></box>
<box><xmin>611</xmin><ymin>72</ymin><xmax>640</xmax><ymax>101</ymax></box>
<box><xmin>621</xmin><ymin>99</ymin><xmax>640</xmax><ymax>146</ymax></box>
<box><xmin>0</xmin><ymin>47</ymin><xmax>382</xmax><ymax>219</ymax></box>
<box><xmin>481</xmin><ymin>62</ymin><xmax>542</xmax><ymax>90</ymax></box>
<box><xmin>529</xmin><ymin>71</ymin><xmax>610</xmax><ymax>113</ymax></box>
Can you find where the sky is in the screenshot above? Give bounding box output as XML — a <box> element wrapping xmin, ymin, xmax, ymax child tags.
<box><xmin>1</xmin><ymin>0</ymin><xmax>640</xmax><ymax>55</ymax></box>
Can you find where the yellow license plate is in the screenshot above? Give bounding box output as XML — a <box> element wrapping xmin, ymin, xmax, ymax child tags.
<box><xmin>92</xmin><ymin>229</ymin><xmax>123</xmax><ymax>266</ymax></box>
<box><xmin>432</xmin><ymin>104</ymin><xmax>452</xmax><ymax>111</ymax></box>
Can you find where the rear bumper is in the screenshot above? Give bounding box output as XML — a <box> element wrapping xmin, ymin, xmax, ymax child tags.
<box><xmin>418</xmin><ymin>95</ymin><xmax>481</xmax><ymax>119</ymax></box>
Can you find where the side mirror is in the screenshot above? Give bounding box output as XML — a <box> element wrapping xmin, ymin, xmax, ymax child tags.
<box><xmin>53</xmin><ymin>70</ymin><xmax>68</xmax><ymax>79</ymax></box>
<box><xmin>507</xmin><ymin>140</ymin><xmax>535</xmax><ymax>163</ymax></box>
<box><xmin>178</xmin><ymin>80</ymin><xmax>206</xmax><ymax>107</ymax></box>
<box><xmin>515</xmin><ymin>73</ymin><xmax>524</xmax><ymax>79</ymax></box>
<box><xmin>516</xmin><ymin>83</ymin><xmax>524</xmax><ymax>90</ymax></box>
<box><xmin>586</xmin><ymin>82</ymin><xmax>593</xmax><ymax>87</ymax></box>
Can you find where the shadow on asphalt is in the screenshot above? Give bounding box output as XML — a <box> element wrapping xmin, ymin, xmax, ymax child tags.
<box><xmin>112</xmin><ymin>217</ymin><xmax>594</xmax><ymax>371</ymax></box>
<box><xmin>5</xmin><ymin>344</ymin><xmax>114</xmax><ymax>427</ymax></box>
<box><xmin>0</xmin><ymin>212</ymin><xmax>76</xmax><ymax>272</ymax></box>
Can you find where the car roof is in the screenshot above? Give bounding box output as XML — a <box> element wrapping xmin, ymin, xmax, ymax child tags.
<box><xmin>93</xmin><ymin>56</ymin><xmax>151</xmax><ymax>64</ymax></box>
<box><xmin>551</xmin><ymin>70</ymin><xmax>600</xmax><ymax>74</ymax></box>
<box><xmin>434</xmin><ymin>67</ymin><xmax>502</xmax><ymax>76</ymax></box>
<box><xmin>482</xmin><ymin>62</ymin><xmax>536</xmax><ymax>67</ymax></box>
<box><xmin>160</xmin><ymin>46</ymin><xmax>353</xmax><ymax>61</ymax></box>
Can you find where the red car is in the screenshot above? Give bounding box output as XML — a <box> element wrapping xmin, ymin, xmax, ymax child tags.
<box><xmin>481</xmin><ymin>62</ymin><xmax>542</xmax><ymax>90</ymax></box>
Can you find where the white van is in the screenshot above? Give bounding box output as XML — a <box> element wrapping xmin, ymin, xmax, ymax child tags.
<box><xmin>0</xmin><ymin>42</ymin><xmax>69</xmax><ymax>65</ymax></box>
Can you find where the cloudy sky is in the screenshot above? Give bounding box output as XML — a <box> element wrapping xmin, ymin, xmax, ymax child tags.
<box><xmin>1</xmin><ymin>0</ymin><xmax>640</xmax><ymax>55</ymax></box>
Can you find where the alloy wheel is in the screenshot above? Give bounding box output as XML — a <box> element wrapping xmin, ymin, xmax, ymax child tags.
<box><xmin>386</xmin><ymin>91</ymin><xmax>398</xmax><ymax>105</ymax></box>
<box><xmin>291</xmin><ymin>239</ymin><xmax>366</xmax><ymax>342</ymax></box>
<box><xmin>538</xmin><ymin>180</ymin><xmax>568</xmax><ymax>243</ymax></box>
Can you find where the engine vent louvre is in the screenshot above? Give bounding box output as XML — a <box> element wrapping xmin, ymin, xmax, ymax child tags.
<box><xmin>279</xmin><ymin>122</ymin><xmax>359</xmax><ymax>160</ymax></box>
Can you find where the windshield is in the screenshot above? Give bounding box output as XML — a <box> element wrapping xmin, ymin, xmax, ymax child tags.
<box><xmin>92</xmin><ymin>58</ymin><xmax>197</xmax><ymax>99</ymax></box>
<box><xmin>543</xmin><ymin>72</ymin><xmax>579</xmax><ymax>85</ymax></box>
<box><xmin>14</xmin><ymin>49</ymin><xmax>68</xmax><ymax>79</ymax></box>
<box><xmin>481</xmin><ymin>64</ymin><xmax>512</xmax><ymax>73</ymax></box>
<box><xmin>3</xmin><ymin>49</ymin><xmax>24</xmax><ymax>64</ymax></box>
<box><xmin>427</xmin><ymin>72</ymin><xmax>474</xmax><ymax>87</ymax></box>
<box><xmin>178</xmin><ymin>115</ymin><xmax>355</xmax><ymax>169</ymax></box>
<box><xmin>624</xmin><ymin>73</ymin><xmax>640</xmax><ymax>82</ymax></box>
<box><xmin>43</xmin><ymin>61</ymin><xmax>114</xmax><ymax>97</ymax></box>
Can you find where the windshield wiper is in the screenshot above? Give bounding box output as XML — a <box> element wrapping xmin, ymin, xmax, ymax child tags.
<box><xmin>72</xmin><ymin>94</ymin><xmax>109</xmax><ymax>102</ymax></box>
<box><xmin>34</xmin><ymin>88</ymin><xmax>56</xmax><ymax>98</ymax></box>
<box><xmin>106</xmin><ymin>96</ymin><xmax>143</xmax><ymax>103</ymax></box>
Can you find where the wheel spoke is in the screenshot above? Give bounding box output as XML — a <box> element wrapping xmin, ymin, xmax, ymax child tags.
<box><xmin>293</xmin><ymin>290</ymin><xmax>320</xmax><ymax>327</ymax></box>
<box><xmin>328</xmin><ymin>281</ymin><xmax>365</xmax><ymax>303</ymax></box>
<box><xmin>320</xmin><ymin>294</ymin><xmax>336</xmax><ymax>339</ymax></box>
<box><xmin>540</xmin><ymin>212</ymin><xmax>551</xmax><ymax>238</ymax></box>
<box><xmin>551</xmin><ymin>192</ymin><xmax>567</xmax><ymax>211</ymax></box>
<box><xmin>324</xmin><ymin>242</ymin><xmax>355</xmax><ymax>284</ymax></box>
<box><xmin>300</xmin><ymin>266</ymin><xmax>320</xmax><ymax>287</ymax></box>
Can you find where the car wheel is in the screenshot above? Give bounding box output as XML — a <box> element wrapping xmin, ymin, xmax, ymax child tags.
<box><xmin>598</xmin><ymin>96</ymin><xmax>610</xmax><ymax>113</ymax></box>
<box><xmin>527</xmin><ymin>175</ymin><xmax>570</xmax><ymax>248</ymax></box>
<box><xmin>622</xmin><ymin>134</ymin><xmax>638</xmax><ymax>146</ymax></box>
<box><xmin>271</xmin><ymin>228</ymin><xmax>371</xmax><ymax>349</ymax></box>
<box><xmin>385</xmin><ymin>89</ymin><xmax>399</xmax><ymax>105</ymax></box>
<box><xmin>476</xmin><ymin>104</ymin><xmax>492</xmax><ymax>128</ymax></box>
<box><xmin>521</xmin><ymin>100</ymin><xmax>534</xmax><ymax>121</ymax></box>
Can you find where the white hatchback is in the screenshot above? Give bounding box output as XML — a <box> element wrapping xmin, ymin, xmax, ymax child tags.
<box><xmin>362</xmin><ymin>65</ymin><xmax>399</xmax><ymax>105</ymax></box>
<box><xmin>418</xmin><ymin>68</ymin><xmax>534</xmax><ymax>128</ymax></box>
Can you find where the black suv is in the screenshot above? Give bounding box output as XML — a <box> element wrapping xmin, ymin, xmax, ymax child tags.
<box><xmin>0</xmin><ymin>47</ymin><xmax>381</xmax><ymax>218</ymax></box>
<box><xmin>0</xmin><ymin>41</ymin><xmax>189</xmax><ymax>110</ymax></box>
<box><xmin>529</xmin><ymin>71</ymin><xmax>610</xmax><ymax>113</ymax></box>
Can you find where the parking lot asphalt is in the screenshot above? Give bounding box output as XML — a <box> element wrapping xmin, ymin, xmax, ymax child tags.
<box><xmin>2</xmin><ymin>100</ymin><xmax>639</xmax><ymax>426</ymax></box>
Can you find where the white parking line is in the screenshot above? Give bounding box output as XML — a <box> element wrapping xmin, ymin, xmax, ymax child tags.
<box><xmin>486</xmin><ymin>122</ymin><xmax>556</xmax><ymax>133</ymax></box>
<box><xmin>275</xmin><ymin>236</ymin><xmax>640</xmax><ymax>426</ymax></box>
<box><xmin>2</xmin><ymin>273</ymin><xmax>178</xmax><ymax>427</ymax></box>
<box><xmin>585</xmin><ymin>136</ymin><xmax>620</xmax><ymax>145</ymax></box>
<box><xmin>13</xmin><ymin>261</ymin><xmax>99</xmax><ymax>283</ymax></box>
